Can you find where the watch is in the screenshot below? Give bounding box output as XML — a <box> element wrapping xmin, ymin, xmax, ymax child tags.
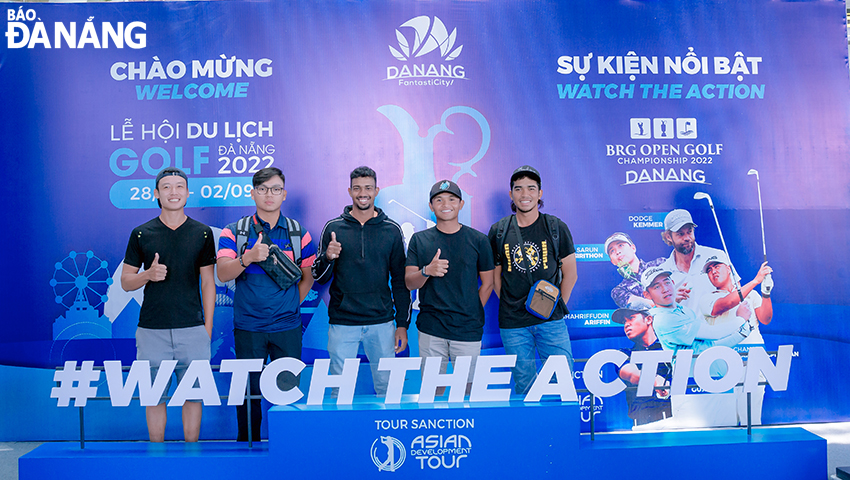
<box><xmin>421</xmin><ymin>266</ymin><xmax>429</xmax><ymax>277</ymax></box>
<box><xmin>239</xmin><ymin>256</ymin><xmax>246</xmax><ymax>268</ymax></box>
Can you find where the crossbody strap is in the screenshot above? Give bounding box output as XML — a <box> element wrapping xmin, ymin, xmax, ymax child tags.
<box><xmin>251</xmin><ymin>217</ymin><xmax>302</xmax><ymax>271</ymax></box>
<box><xmin>511</xmin><ymin>215</ymin><xmax>536</xmax><ymax>286</ymax></box>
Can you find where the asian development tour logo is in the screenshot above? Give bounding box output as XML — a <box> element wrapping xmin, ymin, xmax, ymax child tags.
<box><xmin>371</xmin><ymin>436</ymin><xmax>406</xmax><ymax>472</ymax></box>
<box><xmin>389</xmin><ymin>16</ymin><xmax>463</xmax><ymax>61</ymax></box>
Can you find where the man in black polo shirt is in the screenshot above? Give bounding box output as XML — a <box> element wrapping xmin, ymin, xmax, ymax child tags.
<box><xmin>611</xmin><ymin>305</ymin><xmax>672</xmax><ymax>427</ymax></box>
<box><xmin>405</xmin><ymin>180</ymin><xmax>494</xmax><ymax>395</ymax></box>
<box><xmin>121</xmin><ymin>167</ymin><xmax>216</xmax><ymax>442</ymax></box>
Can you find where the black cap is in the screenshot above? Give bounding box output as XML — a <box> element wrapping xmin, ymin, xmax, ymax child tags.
<box><xmin>429</xmin><ymin>179</ymin><xmax>462</xmax><ymax>201</ymax></box>
<box><xmin>155</xmin><ymin>167</ymin><xmax>188</xmax><ymax>188</ymax></box>
<box><xmin>611</xmin><ymin>303</ymin><xmax>651</xmax><ymax>324</ymax></box>
<box><xmin>510</xmin><ymin>165</ymin><xmax>541</xmax><ymax>186</ymax></box>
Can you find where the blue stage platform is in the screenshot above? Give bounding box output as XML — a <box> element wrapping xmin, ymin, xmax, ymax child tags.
<box><xmin>20</xmin><ymin>396</ymin><xmax>827</xmax><ymax>479</ymax></box>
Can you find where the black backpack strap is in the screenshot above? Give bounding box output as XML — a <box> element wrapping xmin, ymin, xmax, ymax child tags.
<box><xmin>542</xmin><ymin>214</ymin><xmax>562</xmax><ymax>284</ymax></box>
<box><xmin>234</xmin><ymin>215</ymin><xmax>254</xmax><ymax>282</ymax></box>
<box><xmin>495</xmin><ymin>215</ymin><xmax>513</xmax><ymax>264</ymax></box>
<box><xmin>239</xmin><ymin>214</ymin><xmax>302</xmax><ymax>267</ymax></box>
<box><xmin>284</xmin><ymin>217</ymin><xmax>303</xmax><ymax>266</ymax></box>
<box><xmin>235</xmin><ymin>215</ymin><xmax>253</xmax><ymax>256</ymax></box>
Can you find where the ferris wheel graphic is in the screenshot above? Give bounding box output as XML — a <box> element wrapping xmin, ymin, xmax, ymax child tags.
<box><xmin>50</xmin><ymin>250</ymin><xmax>113</xmax><ymax>309</ymax></box>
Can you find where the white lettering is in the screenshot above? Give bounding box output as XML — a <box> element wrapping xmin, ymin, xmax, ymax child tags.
<box><xmin>307</xmin><ymin>358</ymin><xmax>359</xmax><ymax>405</ymax></box>
<box><xmin>379</xmin><ymin>356</ymin><xmax>421</xmax><ymax>404</ymax></box>
<box><xmin>60</xmin><ymin>348</ymin><xmax>795</xmax><ymax>407</ymax></box>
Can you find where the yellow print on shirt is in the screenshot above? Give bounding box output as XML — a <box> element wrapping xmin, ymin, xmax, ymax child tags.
<box><xmin>511</xmin><ymin>241</ymin><xmax>543</xmax><ymax>273</ymax></box>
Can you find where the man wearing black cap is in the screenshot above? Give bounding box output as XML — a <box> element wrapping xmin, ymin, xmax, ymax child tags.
<box><xmin>120</xmin><ymin>167</ymin><xmax>216</xmax><ymax>442</ymax></box>
<box><xmin>488</xmin><ymin>165</ymin><xmax>578</xmax><ymax>395</ymax></box>
<box><xmin>611</xmin><ymin>304</ymin><xmax>672</xmax><ymax>427</ymax></box>
<box><xmin>405</xmin><ymin>180</ymin><xmax>494</xmax><ymax>395</ymax></box>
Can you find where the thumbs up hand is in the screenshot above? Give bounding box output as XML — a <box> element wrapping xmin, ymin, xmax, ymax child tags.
<box><xmin>245</xmin><ymin>232</ymin><xmax>270</xmax><ymax>264</ymax></box>
<box><xmin>148</xmin><ymin>253</ymin><xmax>168</xmax><ymax>282</ymax></box>
<box><xmin>425</xmin><ymin>248</ymin><xmax>449</xmax><ymax>277</ymax></box>
<box><xmin>326</xmin><ymin>231</ymin><xmax>342</xmax><ymax>260</ymax></box>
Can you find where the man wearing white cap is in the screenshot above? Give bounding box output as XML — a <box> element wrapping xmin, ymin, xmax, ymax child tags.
<box><xmin>640</xmin><ymin>265</ymin><xmax>752</xmax><ymax>428</ymax></box>
<box><xmin>699</xmin><ymin>252</ymin><xmax>773</xmax><ymax>425</ymax></box>
<box><xmin>641</xmin><ymin>266</ymin><xmax>750</xmax><ymax>355</ymax></box>
<box><xmin>659</xmin><ymin>209</ymin><xmax>729</xmax><ymax>317</ymax></box>
<box><xmin>605</xmin><ymin>232</ymin><xmax>664</xmax><ymax>309</ymax></box>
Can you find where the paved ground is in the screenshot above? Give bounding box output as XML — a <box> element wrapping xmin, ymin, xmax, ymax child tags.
<box><xmin>0</xmin><ymin>443</ymin><xmax>40</xmax><ymax>480</ymax></box>
<box><xmin>3</xmin><ymin>424</ymin><xmax>849</xmax><ymax>479</ymax></box>
<box><xmin>803</xmin><ymin>422</ymin><xmax>850</xmax><ymax>479</ymax></box>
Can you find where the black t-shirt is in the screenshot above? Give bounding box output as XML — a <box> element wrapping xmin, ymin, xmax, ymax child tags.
<box><xmin>124</xmin><ymin>216</ymin><xmax>217</xmax><ymax>329</ymax></box>
<box><xmin>488</xmin><ymin>214</ymin><xmax>576</xmax><ymax>329</ymax></box>
<box><xmin>406</xmin><ymin>225</ymin><xmax>494</xmax><ymax>341</ymax></box>
<box><xmin>617</xmin><ymin>340</ymin><xmax>673</xmax><ymax>425</ymax></box>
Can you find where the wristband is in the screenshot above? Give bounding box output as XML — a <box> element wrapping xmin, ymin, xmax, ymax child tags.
<box><xmin>421</xmin><ymin>266</ymin><xmax>430</xmax><ymax>277</ymax></box>
<box><xmin>239</xmin><ymin>256</ymin><xmax>246</xmax><ymax>268</ymax></box>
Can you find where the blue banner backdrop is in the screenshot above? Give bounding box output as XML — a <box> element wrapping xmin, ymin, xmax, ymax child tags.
<box><xmin>1</xmin><ymin>0</ymin><xmax>848</xmax><ymax>433</ymax></box>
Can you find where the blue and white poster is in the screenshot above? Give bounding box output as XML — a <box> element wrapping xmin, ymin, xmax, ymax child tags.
<box><xmin>1</xmin><ymin>0</ymin><xmax>848</xmax><ymax>437</ymax></box>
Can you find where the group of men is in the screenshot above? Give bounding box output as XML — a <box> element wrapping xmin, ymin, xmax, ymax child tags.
<box><xmin>121</xmin><ymin>164</ymin><xmax>578</xmax><ymax>442</ymax></box>
<box><xmin>604</xmin><ymin>209</ymin><xmax>774</xmax><ymax>429</ymax></box>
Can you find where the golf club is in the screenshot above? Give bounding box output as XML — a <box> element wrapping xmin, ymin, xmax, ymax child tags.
<box><xmin>694</xmin><ymin>192</ymin><xmax>744</xmax><ymax>302</ymax></box>
<box><xmin>748</xmin><ymin>168</ymin><xmax>773</xmax><ymax>293</ymax></box>
<box><xmin>747</xmin><ymin>169</ymin><xmax>767</xmax><ymax>262</ymax></box>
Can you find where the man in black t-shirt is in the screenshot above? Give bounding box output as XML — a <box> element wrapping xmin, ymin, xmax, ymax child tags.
<box><xmin>405</xmin><ymin>180</ymin><xmax>494</xmax><ymax>395</ymax></box>
<box><xmin>121</xmin><ymin>167</ymin><xmax>216</xmax><ymax>442</ymax></box>
<box><xmin>488</xmin><ymin>165</ymin><xmax>577</xmax><ymax>395</ymax></box>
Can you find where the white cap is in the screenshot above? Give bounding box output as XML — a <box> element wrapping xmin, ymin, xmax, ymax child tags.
<box><xmin>702</xmin><ymin>251</ymin><xmax>731</xmax><ymax>274</ymax></box>
<box><xmin>604</xmin><ymin>232</ymin><xmax>633</xmax><ymax>255</ymax></box>
<box><xmin>640</xmin><ymin>266</ymin><xmax>673</xmax><ymax>290</ymax></box>
<box><xmin>664</xmin><ymin>209</ymin><xmax>696</xmax><ymax>232</ymax></box>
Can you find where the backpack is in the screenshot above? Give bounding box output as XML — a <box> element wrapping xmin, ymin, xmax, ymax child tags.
<box><xmin>235</xmin><ymin>215</ymin><xmax>303</xmax><ymax>266</ymax></box>
<box><xmin>494</xmin><ymin>213</ymin><xmax>562</xmax><ymax>284</ymax></box>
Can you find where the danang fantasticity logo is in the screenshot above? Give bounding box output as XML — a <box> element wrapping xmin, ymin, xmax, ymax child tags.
<box><xmin>371</xmin><ymin>436</ymin><xmax>406</xmax><ymax>472</ymax></box>
<box><xmin>389</xmin><ymin>16</ymin><xmax>462</xmax><ymax>62</ymax></box>
<box><xmin>385</xmin><ymin>15</ymin><xmax>466</xmax><ymax>86</ymax></box>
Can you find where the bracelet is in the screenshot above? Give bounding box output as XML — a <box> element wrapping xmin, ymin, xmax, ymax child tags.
<box><xmin>239</xmin><ymin>256</ymin><xmax>246</xmax><ymax>268</ymax></box>
<box><xmin>421</xmin><ymin>266</ymin><xmax>429</xmax><ymax>277</ymax></box>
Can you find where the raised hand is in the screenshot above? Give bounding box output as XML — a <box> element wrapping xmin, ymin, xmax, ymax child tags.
<box><xmin>148</xmin><ymin>252</ymin><xmax>167</xmax><ymax>282</ymax></box>
<box><xmin>754</xmin><ymin>261</ymin><xmax>773</xmax><ymax>284</ymax></box>
<box><xmin>675</xmin><ymin>281</ymin><xmax>691</xmax><ymax>303</ymax></box>
<box><xmin>425</xmin><ymin>249</ymin><xmax>449</xmax><ymax>277</ymax></box>
<box><xmin>736</xmin><ymin>301</ymin><xmax>752</xmax><ymax>320</ymax></box>
<box><xmin>246</xmin><ymin>232</ymin><xmax>270</xmax><ymax>264</ymax></box>
<box><xmin>326</xmin><ymin>231</ymin><xmax>342</xmax><ymax>260</ymax></box>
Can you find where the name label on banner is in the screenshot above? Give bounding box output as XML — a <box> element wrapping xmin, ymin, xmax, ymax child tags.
<box><xmin>49</xmin><ymin>346</ymin><xmax>793</xmax><ymax>407</ymax></box>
